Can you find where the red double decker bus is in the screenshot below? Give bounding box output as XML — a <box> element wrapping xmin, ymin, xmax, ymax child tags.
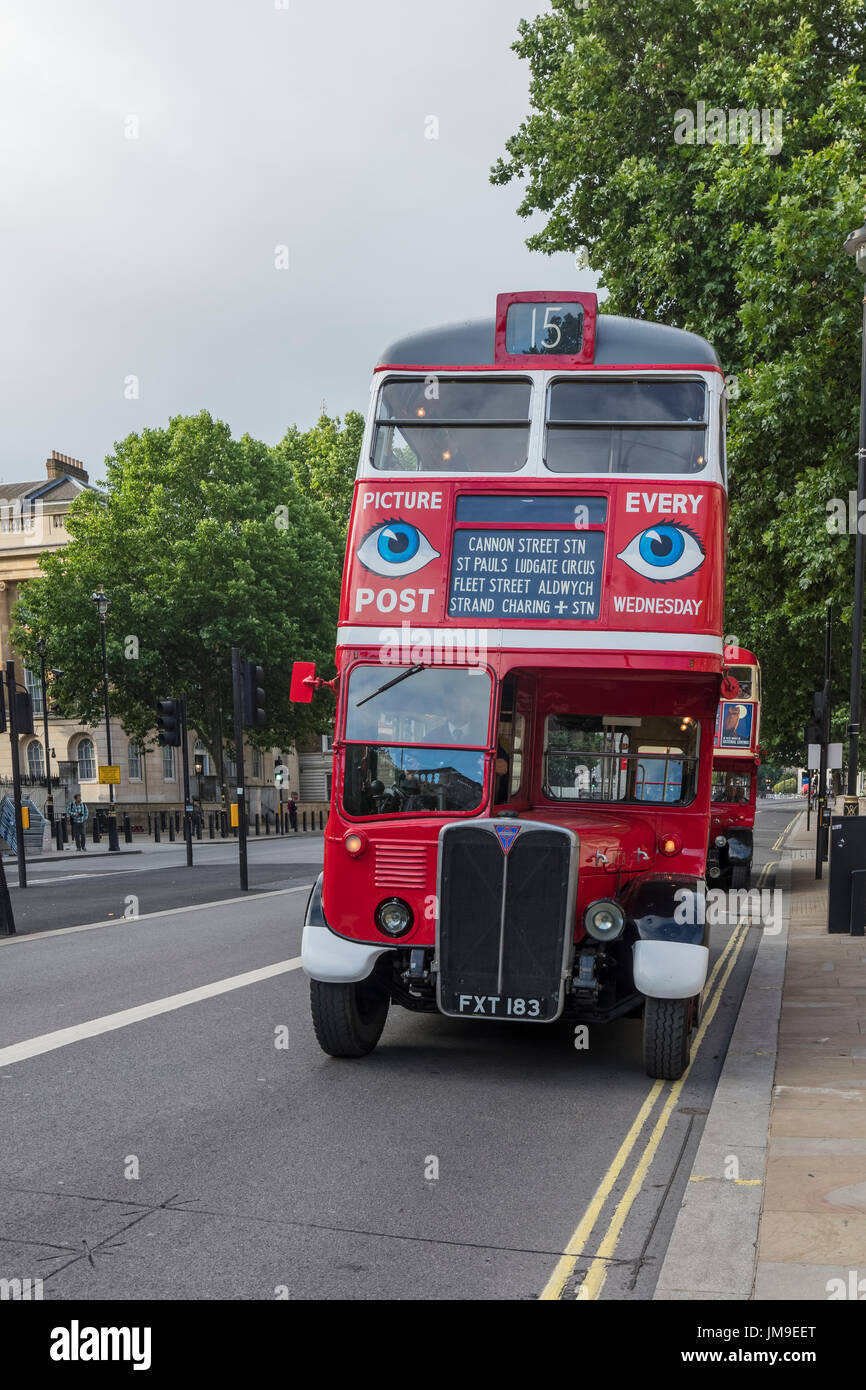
<box><xmin>707</xmin><ymin>649</ymin><xmax>761</xmax><ymax>890</ymax></box>
<box><xmin>293</xmin><ymin>291</ymin><xmax>729</xmax><ymax>1079</ymax></box>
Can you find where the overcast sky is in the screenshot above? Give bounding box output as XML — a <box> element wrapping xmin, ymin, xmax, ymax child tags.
<box><xmin>0</xmin><ymin>0</ymin><xmax>600</xmax><ymax>486</ymax></box>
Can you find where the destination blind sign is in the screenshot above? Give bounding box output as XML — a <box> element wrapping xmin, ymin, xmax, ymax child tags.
<box><xmin>449</xmin><ymin>528</ymin><xmax>605</xmax><ymax>620</ymax></box>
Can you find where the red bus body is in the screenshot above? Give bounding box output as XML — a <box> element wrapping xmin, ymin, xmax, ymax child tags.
<box><xmin>707</xmin><ymin>651</ymin><xmax>761</xmax><ymax>888</ymax></box>
<box><xmin>297</xmin><ymin>292</ymin><xmax>730</xmax><ymax>1078</ymax></box>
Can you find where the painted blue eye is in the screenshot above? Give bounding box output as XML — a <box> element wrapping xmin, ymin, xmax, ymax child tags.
<box><xmin>378</xmin><ymin>522</ymin><xmax>419</xmax><ymax>564</ymax></box>
<box><xmin>618</xmin><ymin>523</ymin><xmax>704</xmax><ymax>582</ymax></box>
<box><xmin>357</xmin><ymin>519</ymin><xmax>440</xmax><ymax>577</ymax></box>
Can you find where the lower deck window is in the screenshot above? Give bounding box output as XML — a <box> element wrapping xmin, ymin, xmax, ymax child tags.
<box><xmin>543</xmin><ymin>713</ymin><xmax>700</xmax><ymax>805</ymax></box>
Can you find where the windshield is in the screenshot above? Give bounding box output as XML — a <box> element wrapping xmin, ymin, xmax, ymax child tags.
<box><xmin>712</xmin><ymin>769</ymin><xmax>752</xmax><ymax>803</ymax></box>
<box><xmin>343</xmin><ymin>665</ymin><xmax>492</xmax><ymax>818</ymax></box>
<box><xmin>345</xmin><ymin>665</ymin><xmax>491</xmax><ymax>745</ymax></box>
<box><xmin>543</xmin><ymin>713</ymin><xmax>700</xmax><ymax>804</ymax></box>
<box><xmin>545</xmin><ymin>379</ymin><xmax>707</xmax><ymax>475</ymax></box>
<box><xmin>372</xmin><ymin>377</ymin><xmax>531</xmax><ymax>473</ymax></box>
<box><xmin>343</xmin><ymin>745</ymin><xmax>486</xmax><ymax>817</ymax></box>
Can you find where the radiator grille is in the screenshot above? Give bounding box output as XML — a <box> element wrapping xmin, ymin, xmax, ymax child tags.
<box><xmin>374</xmin><ymin>842</ymin><xmax>428</xmax><ymax>890</ymax></box>
<box><xmin>437</xmin><ymin>821</ymin><xmax>575</xmax><ymax>1022</ymax></box>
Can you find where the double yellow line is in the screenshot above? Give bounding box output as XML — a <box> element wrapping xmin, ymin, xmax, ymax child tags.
<box><xmin>539</xmin><ymin>860</ymin><xmax>775</xmax><ymax>1301</ymax></box>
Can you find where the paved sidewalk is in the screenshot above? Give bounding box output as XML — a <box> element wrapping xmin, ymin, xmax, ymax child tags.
<box><xmin>656</xmin><ymin>810</ymin><xmax>866</xmax><ymax>1300</ymax></box>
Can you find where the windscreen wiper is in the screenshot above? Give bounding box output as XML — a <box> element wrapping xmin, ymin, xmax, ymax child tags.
<box><xmin>356</xmin><ymin>663</ymin><xmax>425</xmax><ymax>708</ymax></box>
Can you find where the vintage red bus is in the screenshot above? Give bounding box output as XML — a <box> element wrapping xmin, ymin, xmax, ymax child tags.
<box><xmin>292</xmin><ymin>290</ymin><xmax>730</xmax><ymax>1079</ymax></box>
<box><xmin>707</xmin><ymin>649</ymin><xmax>761</xmax><ymax>890</ymax></box>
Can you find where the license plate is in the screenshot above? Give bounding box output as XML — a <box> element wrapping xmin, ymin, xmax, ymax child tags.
<box><xmin>453</xmin><ymin>993</ymin><xmax>545</xmax><ymax>1019</ymax></box>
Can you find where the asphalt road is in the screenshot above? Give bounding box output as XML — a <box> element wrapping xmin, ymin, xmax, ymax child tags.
<box><xmin>1</xmin><ymin>836</ymin><xmax>323</xmax><ymax>936</ymax></box>
<box><xmin>0</xmin><ymin>800</ymin><xmax>802</xmax><ymax>1301</ymax></box>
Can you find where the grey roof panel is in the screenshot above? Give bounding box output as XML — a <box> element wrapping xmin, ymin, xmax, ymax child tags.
<box><xmin>377</xmin><ymin>311</ymin><xmax>720</xmax><ymax>369</ymax></box>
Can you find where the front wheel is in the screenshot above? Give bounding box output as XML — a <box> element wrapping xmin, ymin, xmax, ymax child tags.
<box><xmin>642</xmin><ymin>995</ymin><xmax>696</xmax><ymax>1080</ymax></box>
<box><xmin>730</xmin><ymin>863</ymin><xmax>750</xmax><ymax>890</ymax></box>
<box><xmin>310</xmin><ymin>976</ymin><xmax>390</xmax><ymax>1058</ymax></box>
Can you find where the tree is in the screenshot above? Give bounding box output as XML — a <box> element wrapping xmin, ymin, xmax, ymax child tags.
<box><xmin>274</xmin><ymin>410</ymin><xmax>365</xmax><ymax>531</ymax></box>
<box><xmin>492</xmin><ymin>0</ymin><xmax>866</xmax><ymax>762</ymax></box>
<box><xmin>12</xmin><ymin>411</ymin><xmax>345</xmax><ymax>765</ymax></box>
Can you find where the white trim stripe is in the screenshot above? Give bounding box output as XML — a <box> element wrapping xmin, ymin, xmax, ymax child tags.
<box><xmin>336</xmin><ymin>626</ymin><xmax>723</xmax><ymax>655</ymax></box>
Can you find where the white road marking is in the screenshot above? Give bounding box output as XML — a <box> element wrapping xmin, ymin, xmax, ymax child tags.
<box><xmin>0</xmin><ymin>884</ymin><xmax>314</xmax><ymax>946</ymax></box>
<box><xmin>0</xmin><ymin>956</ymin><xmax>305</xmax><ymax>1068</ymax></box>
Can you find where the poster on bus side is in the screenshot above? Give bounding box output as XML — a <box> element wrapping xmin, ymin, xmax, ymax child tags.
<box><xmin>719</xmin><ymin>701</ymin><xmax>754</xmax><ymax>749</ymax></box>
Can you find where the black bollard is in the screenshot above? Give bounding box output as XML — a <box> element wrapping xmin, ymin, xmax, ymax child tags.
<box><xmin>123</xmin><ymin>815</ymin><xmax>132</xmax><ymax>844</ymax></box>
<box><xmin>160</xmin><ymin>811</ymin><xmax>167</xmax><ymax>831</ymax></box>
<box><xmin>255</xmin><ymin>813</ymin><xmax>260</xmax><ymax>836</ymax></box>
<box><xmin>265</xmin><ymin>812</ymin><xmax>270</xmax><ymax>835</ymax></box>
<box><xmin>92</xmin><ymin>816</ymin><xmax>101</xmax><ymax>844</ymax></box>
<box><xmin>209</xmin><ymin>812</ymin><xmax>215</xmax><ymax>839</ymax></box>
<box><xmin>154</xmin><ymin>817</ymin><xmax>161</xmax><ymax>842</ymax></box>
<box><xmin>55</xmin><ymin>818</ymin><xmax>63</xmax><ymax>851</ymax></box>
<box><xmin>168</xmin><ymin>818</ymin><xmax>175</xmax><ymax>842</ymax></box>
<box><xmin>195</xmin><ymin>816</ymin><xmax>202</xmax><ymax>841</ymax></box>
<box><xmin>61</xmin><ymin>815</ymin><xmax>69</xmax><ymax>844</ymax></box>
<box><xmin>319</xmin><ymin>810</ymin><xmax>324</xmax><ymax>831</ymax></box>
<box><xmin>302</xmin><ymin>810</ymin><xmax>307</xmax><ymax>832</ymax></box>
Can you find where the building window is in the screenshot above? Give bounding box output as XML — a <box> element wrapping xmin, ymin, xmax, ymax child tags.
<box><xmin>251</xmin><ymin>746</ymin><xmax>262</xmax><ymax>779</ymax></box>
<box><xmin>225</xmin><ymin>754</ymin><xmax>237</xmax><ymax>780</ymax></box>
<box><xmin>27</xmin><ymin>740</ymin><xmax>45</xmax><ymax>778</ymax></box>
<box><xmin>52</xmin><ymin>515</ymin><xmax>66</xmax><ymax>529</ymax></box>
<box><xmin>162</xmin><ymin>744</ymin><xmax>176</xmax><ymax>780</ymax></box>
<box><xmin>24</xmin><ymin>667</ymin><xmax>44</xmax><ymax>717</ymax></box>
<box><xmin>77</xmin><ymin>738</ymin><xmax>96</xmax><ymax>781</ymax></box>
<box><xmin>194</xmin><ymin>740</ymin><xmax>210</xmax><ymax>776</ymax></box>
<box><xmin>128</xmin><ymin>743</ymin><xmax>142</xmax><ymax>781</ymax></box>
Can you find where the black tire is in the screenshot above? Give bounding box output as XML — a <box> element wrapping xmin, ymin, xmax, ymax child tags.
<box><xmin>642</xmin><ymin>996</ymin><xmax>695</xmax><ymax>1080</ymax></box>
<box><xmin>730</xmin><ymin>863</ymin><xmax>750</xmax><ymax>890</ymax></box>
<box><xmin>310</xmin><ymin>976</ymin><xmax>390</xmax><ymax>1058</ymax></box>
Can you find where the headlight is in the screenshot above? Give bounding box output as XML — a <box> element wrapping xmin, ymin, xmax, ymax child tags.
<box><xmin>584</xmin><ymin>899</ymin><xmax>625</xmax><ymax>942</ymax></box>
<box><xmin>344</xmin><ymin>831</ymin><xmax>367</xmax><ymax>856</ymax></box>
<box><xmin>714</xmin><ymin>834</ymin><xmax>727</xmax><ymax>848</ymax></box>
<box><xmin>375</xmin><ymin>897</ymin><xmax>413</xmax><ymax>937</ymax></box>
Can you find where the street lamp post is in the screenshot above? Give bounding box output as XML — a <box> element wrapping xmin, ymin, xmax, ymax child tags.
<box><xmin>843</xmin><ymin>223</ymin><xmax>866</xmax><ymax>815</ymax></box>
<box><xmin>92</xmin><ymin>588</ymin><xmax>120</xmax><ymax>851</ymax></box>
<box><xmin>34</xmin><ymin>638</ymin><xmax>54</xmax><ymax>825</ymax></box>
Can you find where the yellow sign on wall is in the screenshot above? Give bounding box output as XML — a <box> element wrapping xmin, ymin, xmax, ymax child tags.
<box><xmin>98</xmin><ymin>765</ymin><xmax>121</xmax><ymax>784</ymax></box>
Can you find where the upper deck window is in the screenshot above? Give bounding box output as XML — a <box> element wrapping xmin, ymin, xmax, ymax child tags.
<box><xmin>372</xmin><ymin>377</ymin><xmax>531</xmax><ymax>473</ymax></box>
<box><xmin>545</xmin><ymin>379</ymin><xmax>708</xmax><ymax>475</ymax></box>
<box><xmin>728</xmin><ymin>666</ymin><xmax>757</xmax><ymax>700</ymax></box>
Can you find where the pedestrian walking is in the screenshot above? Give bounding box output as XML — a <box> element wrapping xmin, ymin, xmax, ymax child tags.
<box><xmin>67</xmin><ymin>793</ymin><xmax>89</xmax><ymax>851</ymax></box>
<box><xmin>288</xmin><ymin>793</ymin><xmax>298</xmax><ymax>833</ymax></box>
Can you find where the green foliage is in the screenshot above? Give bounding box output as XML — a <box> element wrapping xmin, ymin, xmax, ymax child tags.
<box><xmin>493</xmin><ymin>0</ymin><xmax>866</xmax><ymax>762</ymax></box>
<box><xmin>12</xmin><ymin>411</ymin><xmax>354</xmax><ymax>763</ymax></box>
<box><xmin>772</xmin><ymin>776</ymin><xmax>798</xmax><ymax>794</ymax></box>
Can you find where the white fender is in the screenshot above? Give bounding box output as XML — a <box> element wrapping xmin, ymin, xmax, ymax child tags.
<box><xmin>302</xmin><ymin>920</ymin><xmax>394</xmax><ymax>984</ymax></box>
<box><xmin>632</xmin><ymin>940</ymin><xmax>709</xmax><ymax>1000</ymax></box>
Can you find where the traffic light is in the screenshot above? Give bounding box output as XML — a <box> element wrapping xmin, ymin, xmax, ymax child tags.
<box><xmin>242</xmin><ymin>662</ymin><xmax>266</xmax><ymax>727</ymax></box>
<box><xmin>15</xmin><ymin>690</ymin><xmax>34</xmax><ymax>736</ymax></box>
<box><xmin>805</xmin><ymin>681</ymin><xmax>832</xmax><ymax>750</ymax></box>
<box><xmin>156</xmin><ymin>698</ymin><xmax>181</xmax><ymax>747</ymax></box>
<box><xmin>274</xmin><ymin>757</ymin><xmax>285</xmax><ymax>787</ymax></box>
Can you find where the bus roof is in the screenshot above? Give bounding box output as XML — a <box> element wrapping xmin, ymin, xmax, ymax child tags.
<box><xmin>377</xmin><ymin>312</ymin><xmax>721</xmax><ymax>371</ymax></box>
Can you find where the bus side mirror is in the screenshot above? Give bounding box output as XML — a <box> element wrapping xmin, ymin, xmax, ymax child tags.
<box><xmin>290</xmin><ymin>661</ymin><xmax>317</xmax><ymax>703</ymax></box>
